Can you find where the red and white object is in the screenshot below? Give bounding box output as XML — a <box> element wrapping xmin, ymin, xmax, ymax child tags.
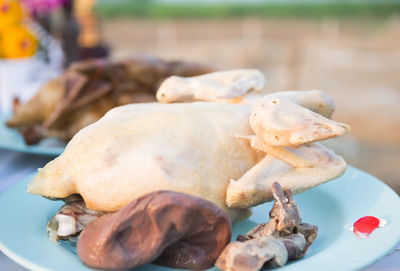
<box><xmin>351</xmin><ymin>216</ymin><xmax>387</xmax><ymax>239</ymax></box>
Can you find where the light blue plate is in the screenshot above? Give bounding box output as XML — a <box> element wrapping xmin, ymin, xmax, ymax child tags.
<box><xmin>0</xmin><ymin>114</ymin><xmax>65</xmax><ymax>156</ymax></box>
<box><xmin>0</xmin><ymin>167</ymin><xmax>399</xmax><ymax>271</ymax></box>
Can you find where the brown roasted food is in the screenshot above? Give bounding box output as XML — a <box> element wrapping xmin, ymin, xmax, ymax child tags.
<box><xmin>76</xmin><ymin>190</ymin><xmax>232</xmax><ymax>270</ymax></box>
<box><xmin>6</xmin><ymin>56</ymin><xmax>211</xmax><ymax>144</ymax></box>
<box><xmin>216</xmin><ymin>182</ymin><xmax>318</xmax><ymax>271</ymax></box>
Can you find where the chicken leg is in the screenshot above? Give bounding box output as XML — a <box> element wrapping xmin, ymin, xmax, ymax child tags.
<box><xmin>227</xmin><ymin>93</ymin><xmax>349</xmax><ymax>208</ymax></box>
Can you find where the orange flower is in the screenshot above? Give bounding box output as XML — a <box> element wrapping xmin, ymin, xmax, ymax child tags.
<box><xmin>1</xmin><ymin>25</ymin><xmax>37</xmax><ymax>58</ymax></box>
<box><xmin>0</xmin><ymin>0</ymin><xmax>24</xmax><ymax>30</ymax></box>
<box><xmin>0</xmin><ymin>34</ymin><xmax>3</xmax><ymax>57</ymax></box>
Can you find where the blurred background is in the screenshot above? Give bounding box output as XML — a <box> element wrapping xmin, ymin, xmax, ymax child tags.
<box><xmin>0</xmin><ymin>0</ymin><xmax>399</xmax><ymax>193</ymax></box>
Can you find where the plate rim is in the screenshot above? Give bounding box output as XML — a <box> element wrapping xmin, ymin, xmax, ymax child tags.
<box><xmin>0</xmin><ymin>114</ymin><xmax>64</xmax><ymax>156</ymax></box>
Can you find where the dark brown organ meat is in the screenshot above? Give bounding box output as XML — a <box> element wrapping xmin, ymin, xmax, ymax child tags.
<box><xmin>77</xmin><ymin>190</ymin><xmax>231</xmax><ymax>270</ymax></box>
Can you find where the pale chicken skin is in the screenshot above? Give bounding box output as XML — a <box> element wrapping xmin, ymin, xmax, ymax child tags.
<box><xmin>28</xmin><ymin>70</ymin><xmax>350</xmax><ymax>224</ymax></box>
<box><xmin>29</xmin><ymin>102</ymin><xmax>262</xmax><ymax>222</ymax></box>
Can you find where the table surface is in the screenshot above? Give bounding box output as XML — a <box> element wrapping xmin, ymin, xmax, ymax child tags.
<box><xmin>0</xmin><ymin>148</ymin><xmax>399</xmax><ymax>271</ymax></box>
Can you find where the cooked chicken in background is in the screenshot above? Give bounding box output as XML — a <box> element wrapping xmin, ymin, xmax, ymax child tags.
<box><xmin>27</xmin><ymin>69</ymin><xmax>350</xmax><ymax>242</ymax></box>
<box><xmin>6</xmin><ymin>56</ymin><xmax>211</xmax><ymax>144</ymax></box>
